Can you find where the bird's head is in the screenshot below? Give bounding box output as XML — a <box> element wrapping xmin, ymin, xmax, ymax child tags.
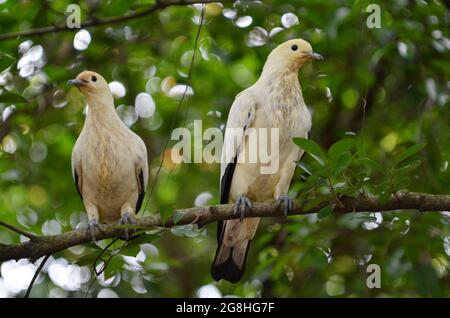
<box><xmin>67</xmin><ymin>71</ymin><xmax>109</xmax><ymax>97</ymax></box>
<box><xmin>264</xmin><ymin>39</ymin><xmax>323</xmax><ymax>73</ymax></box>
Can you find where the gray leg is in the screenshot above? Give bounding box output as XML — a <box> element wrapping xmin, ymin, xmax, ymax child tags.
<box><xmin>234</xmin><ymin>194</ymin><xmax>252</xmax><ymax>221</ymax></box>
<box><xmin>86</xmin><ymin>218</ymin><xmax>102</xmax><ymax>243</ymax></box>
<box><xmin>85</xmin><ymin>202</ymin><xmax>101</xmax><ymax>242</ymax></box>
<box><xmin>276</xmin><ymin>195</ymin><xmax>294</xmax><ymax>218</ymax></box>
<box><xmin>119</xmin><ymin>212</ymin><xmax>137</xmax><ymax>240</ymax></box>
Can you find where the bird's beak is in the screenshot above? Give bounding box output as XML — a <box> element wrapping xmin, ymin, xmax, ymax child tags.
<box><xmin>67</xmin><ymin>78</ymin><xmax>84</xmax><ymax>87</ymax></box>
<box><xmin>308</xmin><ymin>52</ymin><xmax>324</xmax><ymax>61</ymax></box>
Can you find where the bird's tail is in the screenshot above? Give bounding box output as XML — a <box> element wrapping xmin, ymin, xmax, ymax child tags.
<box><xmin>211</xmin><ymin>220</ymin><xmax>253</xmax><ymax>283</ymax></box>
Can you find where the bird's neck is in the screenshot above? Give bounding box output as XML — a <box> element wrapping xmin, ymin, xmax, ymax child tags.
<box><xmin>260</xmin><ymin>57</ymin><xmax>300</xmax><ymax>78</ymax></box>
<box><xmin>84</xmin><ymin>94</ymin><xmax>124</xmax><ymax>129</ymax></box>
<box><xmin>258</xmin><ymin>69</ymin><xmax>302</xmax><ymax>93</ymax></box>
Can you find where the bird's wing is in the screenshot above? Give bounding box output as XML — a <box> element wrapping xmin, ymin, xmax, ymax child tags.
<box><xmin>220</xmin><ymin>89</ymin><xmax>256</xmax><ymax>204</ymax></box>
<box><xmin>218</xmin><ymin>90</ymin><xmax>256</xmax><ymax>242</ymax></box>
<box><xmin>135</xmin><ymin>167</ymin><xmax>145</xmax><ymax>213</ymax></box>
<box><xmin>212</xmin><ymin>90</ymin><xmax>257</xmax><ymax>282</ymax></box>
<box><xmin>71</xmin><ymin>142</ymin><xmax>83</xmax><ymax>200</ymax></box>
<box><xmin>134</xmin><ymin>138</ymin><xmax>149</xmax><ymax>214</ymax></box>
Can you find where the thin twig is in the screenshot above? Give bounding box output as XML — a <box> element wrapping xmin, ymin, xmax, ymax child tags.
<box><xmin>142</xmin><ymin>4</ymin><xmax>206</xmax><ymax>210</ymax></box>
<box><xmin>327</xmin><ymin>177</ymin><xmax>343</xmax><ymax>208</ymax></box>
<box><xmin>93</xmin><ymin>238</ymin><xmax>119</xmax><ymax>276</ymax></box>
<box><xmin>0</xmin><ymin>0</ymin><xmax>235</xmax><ymax>41</ymax></box>
<box><xmin>84</xmin><ymin>238</ymin><xmax>120</xmax><ymax>298</ymax></box>
<box><xmin>0</xmin><ymin>221</ymin><xmax>37</xmax><ymax>240</ymax></box>
<box><xmin>85</xmin><ymin>236</ymin><xmax>134</xmax><ymax>297</ymax></box>
<box><xmin>24</xmin><ymin>254</ymin><xmax>51</xmax><ymax>298</ymax></box>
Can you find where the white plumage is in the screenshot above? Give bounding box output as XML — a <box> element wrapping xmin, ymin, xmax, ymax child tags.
<box><xmin>212</xmin><ymin>39</ymin><xmax>322</xmax><ymax>283</ymax></box>
<box><xmin>69</xmin><ymin>71</ymin><xmax>148</xmax><ymax>240</ymax></box>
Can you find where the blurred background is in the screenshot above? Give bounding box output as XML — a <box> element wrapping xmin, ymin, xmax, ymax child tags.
<box><xmin>0</xmin><ymin>0</ymin><xmax>449</xmax><ymax>297</ymax></box>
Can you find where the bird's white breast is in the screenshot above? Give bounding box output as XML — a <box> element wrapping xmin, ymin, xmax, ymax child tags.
<box><xmin>77</xmin><ymin>119</ymin><xmax>142</xmax><ymax>221</ymax></box>
<box><xmin>252</xmin><ymin>72</ymin><xmax>311</xmax><ymax>153</ymax></box>
<box><xmin>229</xmin><ymin>73</ymin><xmax>311</xmax><ymax>202</ymax></box>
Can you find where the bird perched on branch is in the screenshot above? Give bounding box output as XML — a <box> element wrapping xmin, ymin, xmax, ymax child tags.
<box><xmin>68</xmin><ymin>71</ymin><xmax>148</xmax><ymax>241</ymax></box>
<box><xmin>211</xmin><ymin>39</ymin><xmax>323</xmax><ymax>283</ymax></box>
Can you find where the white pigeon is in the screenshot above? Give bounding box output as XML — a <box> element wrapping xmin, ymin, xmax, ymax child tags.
<box><xmin>211</xmin><ymin>39</ymin><xmax>323</xmax><ymax>282</ymax></box>
<box><xmin>68</xmin><ymin>71</ymin><xmax>148</xmax><ymax>240</ymax></box>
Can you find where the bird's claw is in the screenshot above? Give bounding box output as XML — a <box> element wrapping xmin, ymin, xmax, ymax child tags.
<box><xmin>86</xmin><ymin>218</ymin><xmax>102</xmax><ymax>243</ymax></box>
<box><xmin>119</xmin><ymin>212</ymin><xmax>137</xmax><ymax>241</ymax></box>
<box><xmin>276</xmin><ymin>195</ymin><xmax>294</xmax><ymax>218</ymax></box>
<box><xmin>234</xmin><ymin>195</ymin><xmax>252</xmax><ymax>221</ymax></box>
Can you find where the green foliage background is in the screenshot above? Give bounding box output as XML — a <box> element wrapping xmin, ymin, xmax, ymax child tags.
<box><xmin>0</xmin><ymin>0</ymin><xmax>449</xmax><ymax>297</ymax></box>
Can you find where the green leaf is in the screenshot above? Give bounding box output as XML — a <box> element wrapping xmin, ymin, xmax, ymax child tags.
<box><xmin>128</xmin><ymin>233</ymin><xmax>160</xmax><ymax>245</ymax></box>
<box><xmin>159</xmin><ymin>204</ymin><xmax>175</xmax><ymax>224</ymax></box>
<box><xmin>116</xmin><ymin>233</ymin><xmax>161</xmax><ymax>256</ymax></box>
<box><xmin>333</xmin><ymin>151</ymin><xmax>352</xmax><ymax>176</ymax></box>
<box><xmin>328</xmin><ymin>139</ymin><xmax>354</xmax><ymax>160</ymax></box>
<box><xmin>293</xmin><ymin>137</ymin><xmax>326</xmax><ymax>165</ymax></box>
<box><xmin>0</xmin><ymin>93</ymin><xmax>28</xmax><ymax>104</ymax></box>
<box><xmin>75</xmin><ymin>252</ymin><xmax>99</xmax><ymax>266</ymax></box>
<box><xmin>0</xmin><ymin>53</ymin><xmax>16</xmax><ymax>71</ymax></box>
<box><xmin>297</xmin><ymin>161</ymin><xmax>313</xmax><ymax>176</ymax></box>
<box><xmin>355</xmin><ymin>158</ymin><xmax>385</xmax><ymax>173</ymax></box>
<box><xmin>120</xmin><ymin>241</ymin><xmax>141</xmax><ymax>257</ymax></box>
<box><xmin>318</xmin><ymin>204</ymin><xmax>334</xmax><ymax>219</ymax></box>
<box><xmin>104</xmin><ymin>256</ymin><xmax>124</xmax><ymax>280</ymax></box>
<box><xmin>395</xmin><ymin>143</ymin><xmax>426</xmax><ymax>165</ymax></box>
<box><xmin>82</xmin><ymin>242</ymin><xmax>103</xmax><ymax>251</ymax></box>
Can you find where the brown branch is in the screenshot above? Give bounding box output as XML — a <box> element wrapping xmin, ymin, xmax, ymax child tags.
<box><xmin>0</xmin><ymin>0</ymin><xmax>235</xmax><ymax>41</ymax></box>
<box><xmin>0</xmin><ymin>191</ymin><xmax>449</xmax><ymax>263</ymax></box>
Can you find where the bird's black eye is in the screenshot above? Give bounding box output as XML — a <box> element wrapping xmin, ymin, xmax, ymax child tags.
<box><xmin>92</xmin><ymin>76</ymin><xmax>97</xmax><ymax>82</ymax></box>
<box><xmin>291</xmin><ymin>45</ymin><xmax>298</xmax><ymax>51</ymax></box>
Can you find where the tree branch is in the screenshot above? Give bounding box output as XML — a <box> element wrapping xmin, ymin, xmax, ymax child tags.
<box><xmin>0</xmin><ymin>0</ymin><xmax>235</xmax><ymax>41</ymax></box>
<box><xmin>0</xmin><ymin>191</ymin><xmax>449</xmax><ymax>263</ymax></box>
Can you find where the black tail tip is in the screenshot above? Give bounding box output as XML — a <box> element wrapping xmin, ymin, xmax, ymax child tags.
<box><xmin>211</xmin><ymin>261</ymin><xmax>244</xmax><ymax>283</ymax></box>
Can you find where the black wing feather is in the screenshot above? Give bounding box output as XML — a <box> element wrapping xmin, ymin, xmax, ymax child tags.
<box><xmin>135</xmin><ymin>169</ymin><xmax>145</xmax><ymax>214</ymax></box>
<box><xmin>74</xmin><ymin>169</ymin><xmax>83</xmax><ymax>200</ymax></box>
<box><xmin>217</xmin><ymin>111</ymin><xmax>251</xmax><ymax>243</ymax></box>
<box><xmin>217</xmin><ymin>156</ymin><xmax>237</xmax><ymax>242</ymax></box>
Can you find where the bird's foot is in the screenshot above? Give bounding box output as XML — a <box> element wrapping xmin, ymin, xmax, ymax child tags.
<box><xmin>86</xmin><ymin>218</ymin><xmax>102</xmax><ymax>243</ymax></box>
<box><xmin>119</xmin><ymin>212</ymin><xmax>137</xmax><ymax>241</ymax></box>
<box><xmin>276</xmin><ymin>195</ymin><xmax>294</xmax><ymax>218</ymax></box>
<box><xmin>234</xmin><ymin>194</ymin><xmax>252</xmax><ymax>221</ymax></box>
